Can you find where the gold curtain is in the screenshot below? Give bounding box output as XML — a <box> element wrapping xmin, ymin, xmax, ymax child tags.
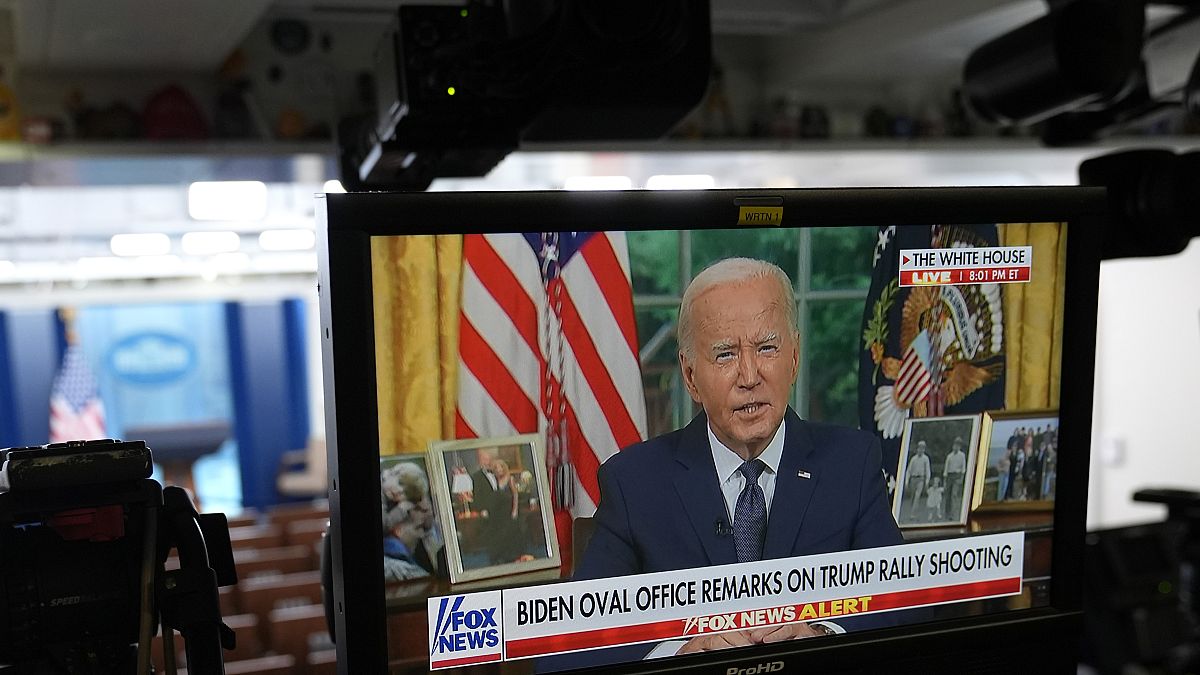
<box><xmin>371</xmin><ymin>235</ymin><xmax>463</xmax><ymax>456</ymax></box>
<box><xmin>1000</xmin><ymin>222</ymin><xmax>1067</xmax><ymax>410</ymax></box>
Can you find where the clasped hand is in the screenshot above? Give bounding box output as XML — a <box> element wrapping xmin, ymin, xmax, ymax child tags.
<box><xmin>676</xmin><ymin>623</ymin><xmax>827</xmax><ymax>654</ymax></box>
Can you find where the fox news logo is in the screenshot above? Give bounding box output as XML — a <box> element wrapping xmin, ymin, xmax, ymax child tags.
<box><xmin>429</xmin><ymin>592</ymin><xmax>503</xmax><ymax>668</ymax></box>
<box><xmin>684</xmin><ymin>607</ymin><xmax>797</xmax><ymax>634</ymax></box>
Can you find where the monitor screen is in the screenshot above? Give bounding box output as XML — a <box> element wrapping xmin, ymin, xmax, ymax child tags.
<box><xmin>317</xmin><ymin>188</ymin><xmax>1104</xmax><ymax>674</ymax></box>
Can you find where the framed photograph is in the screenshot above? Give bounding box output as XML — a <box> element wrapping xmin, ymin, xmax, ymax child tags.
<box><xmin>892</xmin><ymin>414</ymin><xmax>982</xmax><ymax>528</ymax></box>
<box><xmin>380</xmin><ymin>453</ymin><xmax>444</xmax><ymax>583</ymax></box>
<box><xmin>971</xmin><ymin>409</ymin><xmax>1059</xmax><ymax>512</ymax></box>
<box><xmin>427</xmin><ymin>433</ymin><xmax>561</xmax><ymax>583</ymax></box>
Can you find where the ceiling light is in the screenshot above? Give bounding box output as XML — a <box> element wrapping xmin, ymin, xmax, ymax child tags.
<box><xmin>188</xmin><ymin>181</ymin><xmax>268</xmax><ymax>221</ymax></box>
<box><xmin>110</xmin><ymin>233</ymin><xmax>170</xmax><ymax>257</ymax></box>
<box><xmin>259</xmin><ymin>229</ymin><xmax>316</xmax><ymax>251</ymax></box>
<box><xmin>564</xmin><ymin>176</ymin><xmax>633</xmax><ymax>191</ymax></box>
<box><xmin>645</xmin><ymin>174</ymin><xmax>716</xmax><ymax>190</ymax></box>
<box><xmin>182</xmin><ymin>231</ymin><xmax>241</xmax><ymax>256</ymax></box>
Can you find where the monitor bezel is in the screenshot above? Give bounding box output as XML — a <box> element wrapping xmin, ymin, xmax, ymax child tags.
<box><xmin>317</xmin><ymin>186</ymin><xmax>1105</xmax><ymax>674</ymax></box>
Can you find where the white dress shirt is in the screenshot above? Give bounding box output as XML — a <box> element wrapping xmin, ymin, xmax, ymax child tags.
<box><xmin>646</xmin><ymin>418</ymin><xmax>841</xmax><ymax>660</ymax></box>
<box><xmin>709</xmin><ymin>419</ymin><xmax>785</xmax><ymax>524</ymax></box>
<box><xmin>943</xmin><ymin>449</ymin><xmax>967</xmax><ymax>475</ymax></box>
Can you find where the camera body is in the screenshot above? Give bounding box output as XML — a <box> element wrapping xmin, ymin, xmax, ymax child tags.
<box><xmin>0</xmin><ymin>439</ymin><xmax>235</xmax><ymax>674</ymax></box>
<box><xmin>340</xmin><ymin>0</ymin><xmax>711</xmax><ymax>191</ymax></box>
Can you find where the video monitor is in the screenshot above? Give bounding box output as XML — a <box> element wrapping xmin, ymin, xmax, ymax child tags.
<box><xmin>317</xmin><ymin>188</ymin><xmax>1104</xmax><ymax>674</ymax></box>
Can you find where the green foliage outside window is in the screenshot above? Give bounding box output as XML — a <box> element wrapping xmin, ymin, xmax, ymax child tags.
<box><xmin>811</xmin><ymin>227</ymin><xmax>875</xmax><ymax>290</ymax></box>
<box><xmin>627</xmin><ymin>230</ymin><xmax>679</xmax><ymax>295</ymax></box>
<box><xmin>690</xmin><ymin>228</ymin><xmax>799</xmax><ymax>280</ymax></box>
<box><xmin>806</xmin><ymin>300</ymin><xmax>864</xmax><ymax>427</ymax></box>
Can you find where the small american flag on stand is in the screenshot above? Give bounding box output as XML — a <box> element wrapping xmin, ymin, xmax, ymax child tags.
<box><xmin>49</xmin><ymin>343</ymin><xmax>107</xmax><ymax>443</ymax></box>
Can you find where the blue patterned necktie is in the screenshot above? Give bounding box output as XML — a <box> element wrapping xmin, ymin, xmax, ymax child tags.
<box><xmin>733</xmin><ymin>459</ymin><xmax>767</xmax><ymax>563</ymax></box>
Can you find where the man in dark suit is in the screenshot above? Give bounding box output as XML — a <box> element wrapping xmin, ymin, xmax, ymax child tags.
<box><xmin>469</xmin><ymin>447</ymin><xmax>499</xmax><ymax>514</ymax></box>
<box><xmin>568</xmin><ymin>257</ymin><xmax>902</xmax><ymax>663</ymax></box>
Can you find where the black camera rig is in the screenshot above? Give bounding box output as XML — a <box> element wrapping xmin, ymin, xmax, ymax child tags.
<box><xmin>0</xmin><ymin>439</ymin><xmax>236</xmax><ymax>674</ymax></box>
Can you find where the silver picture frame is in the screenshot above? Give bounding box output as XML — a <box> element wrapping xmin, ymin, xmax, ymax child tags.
<box><xmin>427</xmin><ymin>433</ymin><xmax>561</xmax><ymax>583</ymax></box>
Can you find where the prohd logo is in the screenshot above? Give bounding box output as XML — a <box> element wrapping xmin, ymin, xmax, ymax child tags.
<box><xmin>428</xmin><ymin>591</ymin><xmax>504</xmax><ymax>670</ymax></box>
<box><xmin>727</xmin><ymin>661</ymin><xmax>785</xmax><ymax>675</ymax></box>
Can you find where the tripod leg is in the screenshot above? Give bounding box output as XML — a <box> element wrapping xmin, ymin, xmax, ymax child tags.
<box><xmin>137</xmin><ymin>505</ymin><xmax>158</xmax><ymax>675</ymax></box>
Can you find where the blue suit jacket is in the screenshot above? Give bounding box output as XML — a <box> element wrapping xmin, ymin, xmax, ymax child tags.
<box><xmin>539</xmin><ymin>409</ymin><xmax>904</xmax><ymax>671</ymax></box>
<box><xmin>576</xmin><ymin>408</ymin><xmax>901</xmax><ymax>578</ymax></box>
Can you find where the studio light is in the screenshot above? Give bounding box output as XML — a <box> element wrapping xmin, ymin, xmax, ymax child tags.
<box><xmin>110</xmin><ymin>233</ymin><xmax>171</xmax><ymax>257</ymax></box>
<box><xmin>182</xmin><ymin>231</ymin><xmax>241</xmax><ymax>256</ymax></box>
<box><xmin>646</xmin><ymin>174</ymin><xmax>715</xmax><ymax>190</ymax></box>
<box><xmin>564</xmin><ymin>176</ymin><xmax>633</xmax><ymax>191</ymax></box>
<box><xmin>259</xmin><ymin>229</ymin><xmax>316</xmax><ymax>252</ymax></box>
<box><xmin>187</xmin><ymin>181</ymin><xmax>268</xmax><ymax>221</ymax></box>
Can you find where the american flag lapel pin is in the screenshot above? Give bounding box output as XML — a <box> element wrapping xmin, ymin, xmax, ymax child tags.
<box><xmin>797</xmin><ymin>469</ymin><xmax>811</xmax><ymax>479</ymax></box>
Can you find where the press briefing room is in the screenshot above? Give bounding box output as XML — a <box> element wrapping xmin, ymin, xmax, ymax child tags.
<box><xmin>0</xmin><ymin>1</ymin><xmax>1197</xmax><ymax>674</ymax></box>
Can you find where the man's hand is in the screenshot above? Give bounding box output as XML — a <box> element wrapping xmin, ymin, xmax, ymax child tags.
<box><xmin>749</xmin><ymin>622</ymin><xmax>829</xmax><ymax>644</ymax></box>
<box><xmin>676</xmin><ymin>623</ymin><xmax>829</xmax><ymax>654</ymax></box>
<box><xmin>676</xmin><ymin>630</ymin><xmax>757</xmax><ymax>654</ymax></box>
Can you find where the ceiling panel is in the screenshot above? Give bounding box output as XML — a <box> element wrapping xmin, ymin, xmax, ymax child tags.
<box><xmin>15</xmin><ymin>0</ymin><xmax>274</xmax><ymax>71</ymax></box>
<box><xmin>711</xmin><ymin>0</ymin><xmax>899</xmax><ymax>35</ymax></box>
<box><xmin>766</xmin><ymin>0</ymin><xmax>1044</xmax><ymax>86</ymax></box>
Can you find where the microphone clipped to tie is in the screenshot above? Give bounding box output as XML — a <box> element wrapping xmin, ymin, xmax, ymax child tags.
<box><xmin>714</xmin><ymin>520</ymin><xmax>734</xmax><ymax>537</ymax></box>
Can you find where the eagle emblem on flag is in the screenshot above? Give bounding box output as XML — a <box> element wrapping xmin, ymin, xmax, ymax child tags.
<box><xmin>859</xmin><ymin>224</ymin><xmax>1006</xmax><ymax>481</ymax></box>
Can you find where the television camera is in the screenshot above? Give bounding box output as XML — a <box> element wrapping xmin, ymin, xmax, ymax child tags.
<box><xmin>960</xmin><ymin>0</ymin><xmax>1200</xmax><ymax>260</ymax></box>
<box><xmin>0</xmin><ymin>439</ymin><xmax>236</xmax><ymax>674</ymax></box>
<box><xmin>1130</xmin><ymin>489</ymin><xmax>1200</xmax><ymax>671</ymax></box>
<box><xmin>964</xmin><ymin>0</ymin><xmax>1200</xmax><ymax>146</ymax></box>
<box><xmin>1082</xmin><ymin>489</ymin><xmax>1200</xmax><ymax>673</ymax></box>
<box><xmin>337</xmin><ymin>0</ymin><xmax>711</xmax><ymax>191</ymax></box>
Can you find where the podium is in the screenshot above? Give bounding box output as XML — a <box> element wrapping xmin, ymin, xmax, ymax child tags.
<box><xmin>125</xmin><ymin>420</ymin><xmax>230</xmax><ymax>507</ymax></box>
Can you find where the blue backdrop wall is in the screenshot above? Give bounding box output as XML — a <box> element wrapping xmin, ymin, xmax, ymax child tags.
<box><xmin>0</xmin><ymin>299</ymin><xmax>310</xmax><ymax>512</ymax></box>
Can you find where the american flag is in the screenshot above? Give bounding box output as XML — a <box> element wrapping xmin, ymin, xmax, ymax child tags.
<box><xmin>455</xmin><ymin>232</ymin><xmax>647</xmax><ymax>562</ymax></box>
<box><xmin>49</xmin><ymin>344</ymin><xmax>107</xmax><ymax>443</ymax></box>
<box><xmin>894</xmin><ymin>331</ymin><xmax>933</xmax><ymax>407</ymax></box>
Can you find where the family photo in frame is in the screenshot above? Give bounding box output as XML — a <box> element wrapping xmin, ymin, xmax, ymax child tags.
<box><xmin>892</xmin><ymin>414</ymin><xmax>982</xmax><ymax>528</ymax></box>
<box><xmin>972</xmin><ymin>410</ymin><xmax>1059</xmax><ymax>511</ymax></box>
<box><xmin>427</xmin><ymin>434</ymin><xmax>561</xmax><ymax>583</ymax></box>
<box><xmin>380</xmin><ymin>453</ymin><xmax>444</xmax><ymax>582</ymax></box>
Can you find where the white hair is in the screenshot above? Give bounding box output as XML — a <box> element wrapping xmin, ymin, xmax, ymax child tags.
<box><xmin>382</xmin><ymin>461</ymin><xmax>428</xmax><ymax>498</ymax></box>
<box><xmin>380</xmin><ymin>462</ymin><xmax>429</xmax><ymax>534</ymax></box>
<box><xmin>677</xmin><ymin>257</ymin><xmax>797</xmax><ymax>360</ymax></box>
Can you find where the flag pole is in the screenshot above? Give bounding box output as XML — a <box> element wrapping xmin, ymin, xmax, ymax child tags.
<box><xmin>58</xmin><ymin>306</ymin><xmax>78</xmax><ymax>346</ymax></box>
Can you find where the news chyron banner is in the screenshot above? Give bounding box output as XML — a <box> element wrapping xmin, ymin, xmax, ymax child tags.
<box><xmin>428</xmin><ymin>532</ymin><xmax>1024</xmax><ymax>669</ymax></box>
<box><xmin>898</xmin><ymin>246</ymin><xmax>1032</xmax><ymax>287</ymax></box>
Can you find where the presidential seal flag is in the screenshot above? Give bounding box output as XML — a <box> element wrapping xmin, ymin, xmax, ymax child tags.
<box><xmin>858</xmin><ymin>224</ymin><xmax>1006</xmax><ymax>484</ymax></box>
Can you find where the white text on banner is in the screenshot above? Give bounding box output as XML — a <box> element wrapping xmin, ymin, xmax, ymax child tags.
<box><xmin>427</xmin><ymin>532</ymin><xmax>1024</xmax><ymax>667</ymax></box>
